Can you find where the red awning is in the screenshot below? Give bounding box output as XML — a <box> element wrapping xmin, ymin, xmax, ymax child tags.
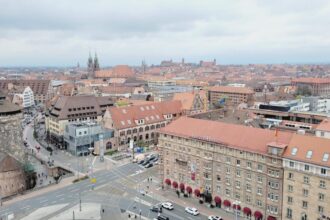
<box><xmin>165</xmin><ymin>178</ymin><xmax>171</xmax><ymax>185</ymax></box>
<box><xmin>267</xmin><ymin>216</ymin><xmax>277</xmax><ymax>220</ymax></box>
<box><xmin>179</xmin><ymin>183</ymin><xmax>185</xmax><ymax>190</ymax></box>
<box><xmin>172</xmin><ymin>181</ymin><xmax>178</xmax><ymax>188</ymax></box>
<box><xmin>214</xmin><ymin>196</ymin><xmax>221</xmax><ymax>204</ymax></box>
<box><xmin>223</xmin><ymin>200</ymin><xmax>231</xmax><ymax>207</ymax></box>
<box><xmin>243</xmin><ymin>207</ymin><xmax>252</xmax><ymax>215</ymax></box>
<box><xmin>194</xmin><ymin>189</ymin><xmax>200</xmax><ymax>197</ymax></box>
<box><xmin>254</xmin><ymin>211</ymin><xmax>263</xmax><ymax>219</ymax></box>
<box><xmin>233</xmin><ymin>204</ymin><xmax>241</xmax><ymax>210</ymax></box>
<box><xmin>186</xmin><ymin>186</ymin><xmax>192</xmax><ymax>193</ymax></box>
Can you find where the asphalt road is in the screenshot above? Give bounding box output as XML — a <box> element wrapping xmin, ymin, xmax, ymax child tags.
<box><xmin>0</xmin><ymin>163</ymin><xmax>209</xmax><ymax>220</ymax></box>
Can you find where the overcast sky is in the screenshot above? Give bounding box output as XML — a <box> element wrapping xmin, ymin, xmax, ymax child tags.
<box><xmin>1</xmin><ymin>0</ymin><xmax>330</xmax><ymax>67</ymax></box>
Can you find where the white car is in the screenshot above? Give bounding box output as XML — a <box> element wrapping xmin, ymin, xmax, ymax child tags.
<box><xmin>208</xmin><ymin>215</ymin><xmax>223</xmax><ymax>220</ymax></box>
<box><xmin>185</xmin><ymin>207</ymin><xmax>199</xmax><ymax>216</ymax></box>
<box><xmin>162</xmin><ymin>202</ymin><xmax>174</xmax><ymax>210</ymax></box>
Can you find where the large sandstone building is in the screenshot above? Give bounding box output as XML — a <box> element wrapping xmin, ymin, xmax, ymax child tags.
<box><xmin>158</xmin><ymin>116</ymin><xmax>330</xmax><ymax>220</ymax></box>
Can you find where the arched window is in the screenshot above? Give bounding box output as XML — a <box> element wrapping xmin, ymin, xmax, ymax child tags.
<box><xmin>134</xmin><ymin>136</ymin><xmax>137</xmax><ymax>141</ymax></box>
<box><xmin>156</xmin><ymin>124</ymin><xmax>160</xmax><ymax>129</ymax></box>
<box><xmin>133</xmin><ymin>128</ymin><xmax>137</xmax><ymax>133</ymax></box>
<box><xmin>139</xmin><ymin>127</ymin><xmax>143</xmax><ymax>132</ymax></box>
<box><xmin>161</xmin><ymin>123</ymin><xmax>165</xmax><ymax>127</ymax></box>
<box><xmin>145</xmin><ymin>126</ymin><xmax>149</xmax><ymax>131</ymax></box>
<box><xmin>301</xmin><ymin>213</ymin><xmax>307</xmax><ymax>220</ymax></box>
<box><xmin>139</xmin><ymin>135</ymin><xmax>143</xmax><ymax>140</ymax></box>
<box><xmin>150</xmin><ymin>125</ymin><xmax>155</xmax><ymax>130</ymax></box>
<box><xmin>145</xmin><ymin>133</ymin><xmax>149</xmax><ymax>139</ymax></box>
<box><xmin>106</xmin><ymin>142</ymin><xmax>112</xmax><ymax>150</ymax></box>
<box><xmin>127</xmin><ymin>130</ymin><xmax>131</xmax><ymax>135</ymax></box>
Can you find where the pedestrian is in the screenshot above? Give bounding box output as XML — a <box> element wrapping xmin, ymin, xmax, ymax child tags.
<box><xmin>147</xmin><ymin>178</ymin><xmax>149</xmax><ymax>183</ymax></box>
<box><xmin>128</xmin><ymin>213</ymin><xmax>131</xmax><ymax>218</ymax></box>
<box><xmin>102</xmin><ymin>209</ymin><xmax>104</xmax><ymax>213</ymax></box>
<box><xmin>150</xmin><ymin>177</ymin><xmax>152</xmax><ymax>182</ymax></box>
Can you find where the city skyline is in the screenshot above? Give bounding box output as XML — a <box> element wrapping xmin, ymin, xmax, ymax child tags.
<box><xmin>1</xmin><ymin>0</ymin><xmax>330</xmax><ymax>66</ymax></box>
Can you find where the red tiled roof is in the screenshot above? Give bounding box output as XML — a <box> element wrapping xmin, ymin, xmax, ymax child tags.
<box><xmin>159</xmin><ymin>117</ymin><xmax>292</xmax><ymax>154</ymax></box>
<box><xmin>95</xmin><ymin>65</ymin><xmax>134</xmax><ymax>78</ymax></box>
<box><xmin>292</xmin><ymin>78</ymin><xmax>330</xmax><ymax>84</ymax></box>
<box><xmin>316</xmin><ymin>118</ymin><xmax>330</xmax><ymax>131</ymax></box>
<box><xmin>283</xmin><ymin>134</ymin><xmax>330</xmax><ymax>167</ymax></box>
<box><xmin>208</xmin><ymin>86</ymin><xmax>254</xmax><ymax>94</ymax></box>
<box><xmin>107</xmin><ymin>100</ymin><xmax>183</xmax><ymax>130</ymax></box>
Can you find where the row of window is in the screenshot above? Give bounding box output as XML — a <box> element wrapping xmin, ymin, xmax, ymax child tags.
<box><xmin>119</xmin><ymin>123</ymin><xmax>165</xmax><ymax>136</ymax></box>
<box><xmin>68</xmin><ymin>106</ymin><xmax>94</xmax><ymax>111</ymax></box>
<box><xmin>289</xmin><ymin>161</ymin><xmax>328</xmax><ymax>175</ymax></box>
<box><xmin>286</xmin><ymin>206</ymin><xmax>325</xmax><ymax>219</ymax></box>
<box><xmin>287</xmin><ymin>192</ymin><xmax>325</xmax><ymax>204</ymax></box>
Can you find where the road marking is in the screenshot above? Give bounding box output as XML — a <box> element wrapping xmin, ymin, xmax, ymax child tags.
<box><xmin>70</xmin><ymin>188</ymin><xmax>79</xmax><ymax>193</ymax></box>
<box><xmin>39</xmin><ymin>199</ymin><xmax>48</xmax><ymax>203</ymax></box>
<box><xmin>55</xmin><ymin>194</ymin><xmax>64</xmax><ymax>198</ymax></box>
<box><xmin>21</xmin><ymin>205</ymin><xmax>30</xmax><ymax>210</ymax></box>
<box><xmin>133</xmin><ymin>197</ymin><xmax>152</xmax><ymax>207</ymax></box>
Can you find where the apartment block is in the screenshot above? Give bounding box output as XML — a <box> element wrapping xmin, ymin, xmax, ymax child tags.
<box><xmin>158</xmin><ymin>117</ymin><xmax>292</xmax><ymax>220</ymax></box>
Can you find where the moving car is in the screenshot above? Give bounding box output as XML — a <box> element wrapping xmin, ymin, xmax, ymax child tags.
<box><xmin>162</xmin><ymin>202</ymin><xmax>174</xmax><ymax>210</ymax></box>
<box><xmin>142</xmin><ymin>160</ymin><xmax>149</xmax><ymax>166</ymax></box>
<box><xmin>150</xmin><ymin>205</ymin><xmax>162</xmax><ymax>213</ymax></box>
<box><xmin>156</xmin><ymin>215</ymin><xmax>169</xmax><ymax>220</ymax></box>
<box><xmin>208</xmin><ymin>215</ymin><xmax>223</xmax><ymax>220</ymax></box>
<box><xmin>185</xmin><ymin>207</ymin><xmax>199</xmax><ymax>216</ymax></box>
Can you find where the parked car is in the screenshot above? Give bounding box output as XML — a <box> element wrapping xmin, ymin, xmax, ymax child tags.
<box><xmin>142</xmin><ymin>160</ymin><xmax>149</xmax><ymax>166</ymax></box>
<box><xmin>144</xmin><ymin>163</ymin><xmax>153</xmax><ymax>168</ymax></box>
<box><xmin>137</xmin><ymin>160</ymin><xmax>145</xmax><ymax>165</ymax></box>
<box><xmin>139</xmin><ymin>189</ymin><xmax>146</xmax><ymax>196</ymax></box>
<box><xmin>162</xmin><ymin>202</ymin><xmax>174</xmax><ymax>210</ymax></box>
<box><xmin>185</xmin><ymin>207</ymin><xmax>199</xmax><ymax>216</ymax></box>
<box><xmin>208</xmin><ymin>215</ymin><xmax>223</xmax><ymax>220</ymax></box>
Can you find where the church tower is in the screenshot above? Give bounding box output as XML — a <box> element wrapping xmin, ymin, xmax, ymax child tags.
<box><xmin>93</xmin><ymin>53</ymin><xmax>100</xmax><ymax>71</ymax></box>
<box><xmin>87</xmin><ymin>52</ymin><xmax>94</xmax><ymax>73</ymax></box>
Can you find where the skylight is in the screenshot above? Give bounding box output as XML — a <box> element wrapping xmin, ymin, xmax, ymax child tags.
<box><xmin>323</xmin><ymin>153</ymin><xmax>329</xmax><ymax>162</ymax></box>
<box><xmin>122</xmin><ymin>109</ymin><xmax>127</xmax><ymax>114</ymax></box>
<box><xmin>146</xmin><ymin>106</ymin><xmax>149</xmax><ymax>110</ymax></box>
<box><xmin>306</xmin><ymin>150</ymin><xmax>313</xmax><ymax>159</ymax></box>
<box><xmin>151</xmin><ymin>116</ymin><xmax>154</xmax><ymax>120</ymax></box>
<box><xmin>291</xmin><ymin>147</ymin><xmax>298</xmax><ymax>156</ymax></box>
<box><xmin>140</xmin><ymin>107</ymin><xmax>144</xmax><ymax>111</ymax></box>
<box><xmin>127</xmin><ymin>120</ymin><xmax>131</xmax><ymax>125</ymax></box>
<box><xmin>156</xmin><ymin>115</ymin><xmax>160</xmax><ymax>119</ymax></box>
<box><xmin>121</xmin><ymin>121</ymin><xmax>125</xmax><ymax>125</ymax></box>
<box><xmin>151</xmin><ymin>105</ymin><xmax>155</xmax><ymax>109</ymax></box>
<box><xmin>146</xmin><ymin>116</ymin><xmax>149</xmax><ymax>121</ymax></box>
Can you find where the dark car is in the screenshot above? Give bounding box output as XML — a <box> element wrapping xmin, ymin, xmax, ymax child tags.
<box><xmin>142</xmin><ymin>160</ymin><xmax>149</xmax><ymax>166</ymax></box>
<box><xmin>150</xmin><ymin>205</ymin><xmax>162</xmax><ymax>213</ymax></box>
<box><xmin>138</xmin><ymin>160</ymin><xmax>144</xmax><ymax>165</ymax></box>
<box><xmin>145</xmin><ymin>163</ymin><xmax>153</xmax><ymax>168</ymax></box>
<box><xmin>157</xmin><ymin>215</ymin><xmax>169</xmax><ymax>220</ymax></box>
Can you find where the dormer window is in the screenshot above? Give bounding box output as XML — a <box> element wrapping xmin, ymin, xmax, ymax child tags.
<box><xmin>291</xmin><ymin>147</ymin><xmax>298</xmax><ymax>156</ymax></box>
<box><xmin>306</xmin><ymin>150</ymin><xmax>313</xmax><ymax>159</ymax></box>
<box><xmin>323</xmin><ymin>153</ymin><xmax>329</xmax><ymax>162</ymax></box>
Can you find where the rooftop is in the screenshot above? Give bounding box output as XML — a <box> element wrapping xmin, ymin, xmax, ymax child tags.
<box><xmin>208</xmin><ymin>86</ymin><xmax>254</xmax><ymax>94</ymax></box>
<box><xmin>159</xmin><ymin>117</ymin><xmax>292</xmax><ymax>155</ymax></box>
<box><xmin>292</xmin><ymin>77</ymin><xmax>330</xmax><ymax>84</ymax></box>
<box><xmin>283</xmin><ymin>134</ymin><xmax>330</xmax><ymax>167</ymax></box>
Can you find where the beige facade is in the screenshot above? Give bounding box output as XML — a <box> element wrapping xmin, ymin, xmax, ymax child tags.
<box><xmin>208</xmin><ymin>86</ymin><xmax>255</xmax><ymax>107</ymax></box>
<box><xmin>158</xmin><ymin>133</ymin><xmax>285</xmax><ymax>220</ymax></box>
<box><xmin>282</xmin><ymin>159</ymin><xmax>330</xmax><ymax>220</ymax></box>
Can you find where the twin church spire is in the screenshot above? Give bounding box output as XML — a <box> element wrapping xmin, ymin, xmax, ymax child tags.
<box><xmin>87</xmin><ymin>52</ymin><xmax>100</xmax><ymax>73</ymax></box>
